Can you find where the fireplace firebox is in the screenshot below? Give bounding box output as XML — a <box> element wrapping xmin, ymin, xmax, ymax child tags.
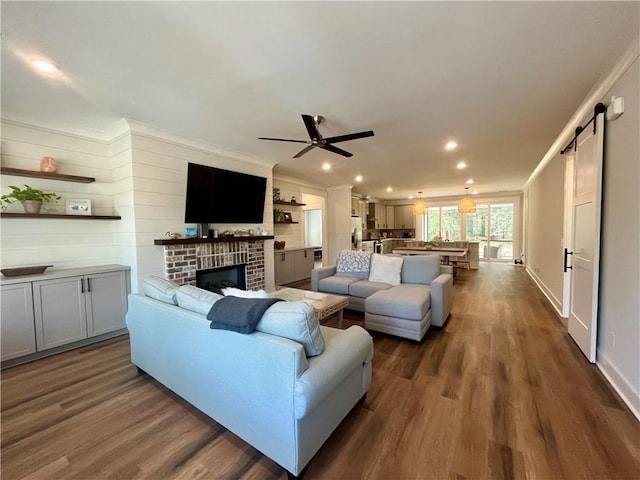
<box><xmin>196</xmin><ymin>264</ymin><xmax>246</xmax><ymax>295</ymax></box>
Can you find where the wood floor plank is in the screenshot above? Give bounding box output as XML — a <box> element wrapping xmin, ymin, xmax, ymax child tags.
<box><xmin>2</xmin><ymin>264</ymin><xmax>638</xmax><ymax>479</ymax></box>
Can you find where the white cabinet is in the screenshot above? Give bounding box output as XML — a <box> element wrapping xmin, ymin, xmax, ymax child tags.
<box><xmin>374</xmin><ymin>204</ymin><xmax>386</xmax><ymax>229</ymax></box>
<box><xmin>394</xmin><ymin>205</ymin><xmax>415</xmax><ymax>229</ymax></box>
<box><xmin>274</xmin><ymin>251</ymin><xmax>295</xmax><ymax>285</ymax></box>
<box><xmin>274</xmin><ymin>248</ymin><xmax>315</xmax><ymax>285</ymax></box>
<box><xmin>385</xmin><ymin>206</ymin><xmax>395</xmax><ymax>229</ymax></box>
<box><xmin>1</xmin><ymin>265</ymin><xmax>130</xmax><ymax>366</ymax></box>
<box><xmin>33</xmin><ymin>270</ymin><xmax>128</xmax><ymax>350</ymax></box>
<box><xmin>294</xmin><ymin>249</ymin><xmax>314</xmax><ymax>281</ymax></box>
<box><xmin>1</xmin><ymin>283</ymin><xmax>36</xmax><ymax>361</ymax></box>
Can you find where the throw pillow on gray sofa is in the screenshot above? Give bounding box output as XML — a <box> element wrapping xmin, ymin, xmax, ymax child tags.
<box><xmin>335</xmin><ymin>250</ymin><xmax>372</xmax><ymax>279</ymax></box>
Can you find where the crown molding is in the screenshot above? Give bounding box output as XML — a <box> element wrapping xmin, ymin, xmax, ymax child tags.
<box><xmin>525</xmin><ymin>36</ymin><xmax>640</xmax><ymax>189</ymax></box>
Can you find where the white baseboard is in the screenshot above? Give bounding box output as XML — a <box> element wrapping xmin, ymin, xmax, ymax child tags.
<box><xmin>526</xmin><ymin>267</ymin><xmax>640</xmax><ymax>420</ymax></box>
<box><xmin>525</xmin><ymin>267</ymin><xmax>565</xmax><ymax>318</ymax></box>
<box><xmin>597</xmin><ymin>353</ymin><xmax>640</xmax><ymax>421</ymax></box>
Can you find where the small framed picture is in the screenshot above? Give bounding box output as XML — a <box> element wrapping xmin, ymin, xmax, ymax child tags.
<box><xmin>283</xmin><ymin>212</ymin><xmax>293</xmax><ymax>223</ymax></box>
<box><xmin>184</xmin><ymin>226</ymin><xmax>198</xmax><ymax>238</ymax></box>
<box><xmin>66</xmin><ymin>199</ymin><xmax>92</xmax><ymax>216</ymax></box>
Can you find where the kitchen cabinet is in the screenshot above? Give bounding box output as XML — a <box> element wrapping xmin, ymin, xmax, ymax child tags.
<box><xmin>374</xmin><ymin>204</ymin><xmax>386</xmax><ymax>229</ymax></box>
<box><xmin>385</xmin><ymin>206</ymin><xmax>395</xmax><ymax>229</ymax></box>
<box><xmin>1</xmin><ymin>265</ymin><xmax>130</xmax><ymax>367</ymax></box>
<box><xmin>394</xmin><ymin>205</ymin><xmax>415</xmax><ymax>229</ymax></box>
<box><xmin>1</xmin><ymin>283</ymin><xmax>36</xmax><ymax>361</ymax></box>
<box><xmin>274</xmin><ymin>248</ymin><xmax>315</xmax><ymax>285</ymax></box>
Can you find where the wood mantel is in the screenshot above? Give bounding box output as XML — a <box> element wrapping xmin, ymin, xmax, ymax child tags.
<box><xmin>154</xmin><ymin>235</ymin><xmax>274</xmax><ymax>246</ymax></box>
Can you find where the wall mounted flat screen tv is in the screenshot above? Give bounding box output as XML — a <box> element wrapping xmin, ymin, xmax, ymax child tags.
<box><xmin>185</xmin><ymin>163</ymin><xmax>267</xmax><ymax>224</ymax></box>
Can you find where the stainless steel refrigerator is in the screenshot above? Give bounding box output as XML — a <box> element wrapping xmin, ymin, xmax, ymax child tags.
<box><xmin>351</xmin><ymin>216</ymin><xmax>363</xmax><ymax>250</ymax></box>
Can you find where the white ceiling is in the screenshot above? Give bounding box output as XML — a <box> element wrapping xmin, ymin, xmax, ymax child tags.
<box><xmin>2</xmin><ymin>1</ymin><xmax>638</xmax><ymax>200</ymax></box>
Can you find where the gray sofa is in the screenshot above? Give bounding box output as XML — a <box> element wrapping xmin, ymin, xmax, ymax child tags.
<box><xmin>312</xmin><ymin>252</ymin><xmax>453</xmax><ymax>341</ymax></box>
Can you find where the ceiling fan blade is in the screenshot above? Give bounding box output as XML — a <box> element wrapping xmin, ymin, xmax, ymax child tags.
<box><xmin>323</xmin><ymin>130</ymin><xmax>375</xmax><ymax>144</ymax></box>
<box><xmin>293</xmin><ymin>144</ymin><xmax>316</xmax><ymax>158</ymax></box>
<box><xmin>258</xmin><ymin>137</ymin><xmax>310</xmax><ymax>144</ymax></box>
<box><xmin>321</xmin><ymin>144</ymin><xmax>353</xmax><ymax>158</ymax></box>
<box><xmin>301</xmin><ymin>114</ymin><xmax>321</xmax><ymax>141</ymax></box>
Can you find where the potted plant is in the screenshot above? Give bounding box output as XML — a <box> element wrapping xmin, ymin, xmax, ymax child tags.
<box><xmin>1</xmin><ymin>184</ymin><xmax>61</xmax><ymax>214</ymax></box>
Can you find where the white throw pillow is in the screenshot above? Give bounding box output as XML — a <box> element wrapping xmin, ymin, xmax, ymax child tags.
<box><xmin>221</xmin><ymin>287</ymin><xmax>269</xmax><ymax>298</ymax></box>
<box><xmin>368</xmin><ymin>254</ymin><xmax>403</xmax><ymax>286</ymax></box>
<box><xmin>176</xmin><ymin>285</ymin><xmax>223</xmax><ymax>315</ymax></box>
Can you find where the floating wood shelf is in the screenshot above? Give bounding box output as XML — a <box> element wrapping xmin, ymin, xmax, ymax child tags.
<box><xmin>274</xmin><ymin>221</ymin><xmax>299</xmax><ymax>224</ymax></box>
<box><xmin>274</xmin><ymin>200</ymin><xmax>306</xmax><ymax>206</ymax></box>
<box><xmin>154</xmin><ymin>235</ymin><xmax>274</xmax><ymax>246</ymax></box>
<box><xmin>1</xmin><ymin>167</ymin><xmax>96</xmax><ymax>183</ymax></box>
<box><xmin>0</xmin><ymin>213</ymin><xmax>121</xmax><ymax>220</ymax></box>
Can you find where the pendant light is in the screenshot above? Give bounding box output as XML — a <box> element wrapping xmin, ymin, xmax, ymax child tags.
<box><xmin>412</xmin><ymin>191</ymin><xmax>428</xmax><ymax>215</ymax></box>
<box><xmin>458</xmin><ymin>187</ymin><xmax>476</xmax><ymax>213</ymax></box>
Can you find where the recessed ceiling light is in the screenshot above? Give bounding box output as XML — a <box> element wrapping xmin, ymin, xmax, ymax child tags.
<box><xmin>322</xmin><ymin>162</ymin><xmax>331</xmax><ymax>171</ymax></box>
<box><xmin>30</xmin><ymin>58</ymin><xmax>60</xmax><ymax>75</ymax></box>
<box><xmin>355</xmin><ymin>175</ymin><xmax>363</xmax><ymax>182</ymax></box>
<box><xmin>472</xmin><ymin>190</ymin><xmax>479</xmax><ymax>195</ymax></box>
<box><xmin>445</xmin><ymin>141</ymin><xmax>458</xmax><ymax>151</ymax></box>
<box><xmin>408</xmin><ymin>195</ymin><xmax>414</xmax><ymax>200</ymax></box>
<box><xmin>386</xmin><ymin>187</ymin><xmax>393</xmax><ymax>193</ymax></box>
<box><xmin>465</xmin><ymin>178</ymin><xmax>474</xmax><ymax>185</ymax></box>
<box><xmin>456</xmin><ymin>161</ymin><xmax>467</xmax><ymax>170</ymax></box>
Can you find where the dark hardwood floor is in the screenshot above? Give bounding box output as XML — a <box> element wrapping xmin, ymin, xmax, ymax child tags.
<box><xmin>2</xmin><ymin>264</ymin><xmax>639</xmax><ymax>479</ymax></box>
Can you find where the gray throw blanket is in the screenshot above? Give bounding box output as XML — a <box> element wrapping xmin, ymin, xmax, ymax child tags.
<box><xmin>207</xmin><ymin>296</ymin><xmax>282</xmax><ymax>334</ymax></box>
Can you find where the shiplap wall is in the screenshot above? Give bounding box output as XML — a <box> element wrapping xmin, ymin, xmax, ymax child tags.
<box><xmin>128</xmin><ymin>130</ymin><xmax>274</xmax><ymax>292</ymax></box>
<box><xmin>1</xmin><ymin>121</ymin><xmax>126</xmax><ymax>271</ymax></box>
<box><xmin>1</xmin><ymin>121</ymin><xmax>276</xmax><ymax>293</ymax></box>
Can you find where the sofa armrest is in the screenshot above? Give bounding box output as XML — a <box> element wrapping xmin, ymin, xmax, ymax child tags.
<box><xmin>311</xmin><ymin>265</ymin><xmax>337</xmax><ymax>291</ymax></box>
<box><xmin>440</xmin><ymin>265</ymin><xmax>454</xmax><ymax>275</ymax></box>
<box><xmin>430</xmin><ymin>273</ymin><xmax>453</xmax><ymax>327</ymax></box>
<box><xmin>294</xmin><ymin>326</ymin><xmax>373</xmax><ymax>418</ymax></box>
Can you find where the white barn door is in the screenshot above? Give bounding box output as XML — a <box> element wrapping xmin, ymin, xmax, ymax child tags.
<box><xmin>567</xmin><ymin>107</ymin><xmax>605</xmax><ymax>362</ymax></box>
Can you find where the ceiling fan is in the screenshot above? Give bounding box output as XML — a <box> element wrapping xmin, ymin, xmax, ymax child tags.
<box><xmin>259</xmin><ymin>114</ymin><xmax>374</xmax><ymax>158</ymax></box>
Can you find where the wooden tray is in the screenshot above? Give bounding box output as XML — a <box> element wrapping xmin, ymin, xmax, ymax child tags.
<box><xmin>1</xmin><ymin>265</ymin><xmax>53</xmax><ymax>277</ymax></box>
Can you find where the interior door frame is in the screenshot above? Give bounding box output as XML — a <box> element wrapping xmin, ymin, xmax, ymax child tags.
<box><xmin>562</xmin><ymin>153</ymin><xmax>575</xmax><ymax>318</ymax></box>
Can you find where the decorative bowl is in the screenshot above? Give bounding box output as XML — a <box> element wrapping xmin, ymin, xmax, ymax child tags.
<box><xmin>1</xmin><ymin>265</ymin><xmax>53</xmax><ymax>277</ymax></box>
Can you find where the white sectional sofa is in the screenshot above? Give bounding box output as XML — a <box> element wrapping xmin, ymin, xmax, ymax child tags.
<box><xmin>127</xmin><ymin>278</ymin><xmax>373</xmax><ymax>478</ymax></box>
<box><xmin>312</xmin><ymin>252</ymin><xmax>453</xmax><ymax>341</ymax></box>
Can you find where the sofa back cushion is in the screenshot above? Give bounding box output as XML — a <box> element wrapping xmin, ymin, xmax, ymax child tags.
<box><xmin>176</xmin><ymin>285</ymin><xmax>223</xmax><ymax>315</ymax></box>
<box><xmin>257</xmin><ymin>301</ymin><xmax>325</xmax><ymax>357</ymax></box>
<box><xmin>401</xmin><ymin>254</ymin><xmax>441</xmax><ymax>285</ymax></box>
<box><xmin>142</xmin><ymin>276</ymin><xmax>179</xmax><ymax>305</ymax></box>
<box><xmin>368</xmin><ymin>254</ymin><xmax>403</xmax><ymax>286</ymax></box>
<box><xmin>335</xmin><ymin>250</ymin><xmax>372</xmax><ymax>279</ymax></box>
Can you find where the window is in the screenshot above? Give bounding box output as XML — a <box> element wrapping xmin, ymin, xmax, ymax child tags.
<box><xmin>423</xmin><ymin>200</ymin><xmax>516</xmax><ymax>261</ymax></box>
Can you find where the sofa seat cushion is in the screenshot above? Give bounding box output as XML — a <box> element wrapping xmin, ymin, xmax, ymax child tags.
<box><xmin>318</xmin><ymin>275</ymin><xmax>360</xmax><ymax>295</ymax></box>
<box><xmin>366</xmin><ymin>284</ymin><xmax>431</xmax><ymax>321</ymax></box>
<box><xmin>349</xmin><ymin>280</ymin><xmax>392</xmax><ymax>299</ymax></box>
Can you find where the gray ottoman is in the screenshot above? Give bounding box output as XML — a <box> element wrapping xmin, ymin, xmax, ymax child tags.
<box><xmin>364</xmin><ymin>284</ymin><xmax>432</xmax><ymax>341</ymax></box>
